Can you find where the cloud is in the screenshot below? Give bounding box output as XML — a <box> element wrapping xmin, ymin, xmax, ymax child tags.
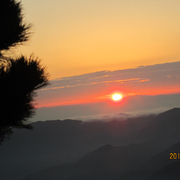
<box><xmin>41</xmin><ymin>78</ymin><xmax>150</xmax><ymax>91</ymax></box>
<box><xmin>36</xmin><ymin>61</ymin><xmax>180</xmax><ymax>108</ymax></box>
<box><xmin>42</xmin><ymin>61</ymin><xmax>180</xmax><ymax>90</ymax></box>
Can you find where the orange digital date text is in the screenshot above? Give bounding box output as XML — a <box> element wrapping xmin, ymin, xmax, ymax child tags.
<box><xmin>169</xmin><ymin>153</ymin><xmax>180</xmax><ymax>159</ymax></box>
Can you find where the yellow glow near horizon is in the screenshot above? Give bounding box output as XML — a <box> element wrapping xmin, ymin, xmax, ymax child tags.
<box><xmin>16</xmin><ymin>0</ymin><xmax>180</xmax><ymax>79</ymax></box>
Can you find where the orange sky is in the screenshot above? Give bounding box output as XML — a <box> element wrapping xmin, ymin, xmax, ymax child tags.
<box><xmin>15</xmin><ymin>0</ymin><xmax>180</xmax><ymax>80</ymax></box>
<box><xmin>36</xmin><ymin>84</ymin><xmax>180</xmax><ymax>108</ymax></box>
<box><xmin>7</xmin><ymin>0</ymin><xmax>180</xmax><ymax>115</ymax></box>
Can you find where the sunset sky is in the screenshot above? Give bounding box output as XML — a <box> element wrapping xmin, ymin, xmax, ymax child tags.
<box><xmin>18</xmin><ymin>0</ymin><xmax>180</xmax><ymax>79</ymax></box>
<box><xmin>15</xmin><ymin>0</ymin><xmax>180</xmax><ymax>120</ymax></box>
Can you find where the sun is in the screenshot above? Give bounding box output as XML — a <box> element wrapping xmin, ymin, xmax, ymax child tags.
<box><xmin>112</xmin><ymin>93</ymin><xmax>123</xmax><ymax>101</ymax></box>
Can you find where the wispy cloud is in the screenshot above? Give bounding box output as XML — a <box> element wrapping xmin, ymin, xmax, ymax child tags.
<box><xmin>36</xmin><ymin>61</ymin><xmax>180</xmax><ymax>107</ymax></box>
<box><xmin>41</xmin><ymin>78</ymin><xmax>150</xmax><ymax>91</ymax></box>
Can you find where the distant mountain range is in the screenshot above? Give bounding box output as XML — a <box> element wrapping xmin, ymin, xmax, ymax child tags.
<box><xmin>20</xmin><ymin>141</ymin><xmax>180</xmax><ymax>180</ymax></box>
<box><xmin>1</xmin><ymin>108</ymin><xmax>180</xmax><ymax>180</ymax></box>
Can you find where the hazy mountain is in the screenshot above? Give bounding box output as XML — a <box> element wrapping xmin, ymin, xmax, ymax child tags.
<box><xmin>114</xmin><ymin>141</ymin><xmax>180</xmax><ymax>180</ymax></box>
<box><xmin>20</xmin><ymin>141</ymin><xmax>180</xmax><ymax>180</ymax></box>
<box><xmin>20</xmin><ymin>163</ymin><xmax>73</xmax><ymax>180</ymax></box>
<box><xmin>71</xmin><ymin>143</ymin><xmax>156</xmax><ymax>180</ymax></box>
<box><xmin>142</xmin><ymin>141</ymin><xmax>180</xmax><ymax>171</ymax></box>
<box><xmin>146</xmin><ymin>161</ymin><xmax>180</xmax><ymax>180</ymax></box>
<box><xmin>20</xmin><ymin>143</ymin><xmax>156</xmax><ymax>180</ymax></box>
<box><xmin>1</xmin><ymin>108</ymin><xmax>180</xmax><ymax>180</ymax></box>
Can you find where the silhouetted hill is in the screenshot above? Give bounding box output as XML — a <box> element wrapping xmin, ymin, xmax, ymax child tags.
<box><xmin>0</xmin><ymin>116</ymin><xmax>155</xmax><ymax>180</ymax></box>
<box><xmin>154</xmin><ymin>107</ymin><xmax>180</xmax><ymax>136</ymax></box>
<box><xmin>142</xmin><ymin>141</ymin><xmax>180</xmax><ymax>171</ymax></box>
<box><xmin>20</xmin><ymin>143</ymin><xmax>156</xmax><ymax>180</ymax></box>
<box><xmin>146</xmin><ymin>161</ymin><xmax>180</xmax><ymax>180</ymax></box>
<box><xmin>72</xmin><ymin>143</ymin><xmax>156</xmax><ymax>180</ymax></box>
<box><xmin>114</xmin><ymin>141</ymin><xmax>180</xmax><ymax>180</ymax></box>
<box><xmin>157</xmin><ymin>107</ymin><xmax>180</xmax><ymax>121</ymax></box>
<box><xmin>129</xmin><ymin>107</ymin><xmax>180</xmax><ymax>149</ymax></box>
<box><xmin>21</xmin><ymin>164</ymin><xmax>73</xmax><ymax>180</ymax></box>
<box><xmin>20</xmin><ymin>141</ymin><xmax>180</xmax><ymax>180</ymax></box>
<box><xmin>1</xmin><ymin>108</ymin><xmax>180</xmax><ymax>180</ymax></box>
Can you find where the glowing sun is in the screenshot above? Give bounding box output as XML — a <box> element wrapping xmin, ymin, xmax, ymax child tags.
<box><xmin>112</xmin><ymin>93</ymin><xmax>123</xmax><ymax>101</ymax></box>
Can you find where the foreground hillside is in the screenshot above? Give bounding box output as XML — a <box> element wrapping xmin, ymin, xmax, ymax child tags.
<box><xmin>21</xmin><ymin>142</ymin><xmax>180</xmax><ymax>180</ymax></box>
<box><xmin>0</xmin><ymin>108</ymin><xmax>180</xmax><ymax>180</ymax></box>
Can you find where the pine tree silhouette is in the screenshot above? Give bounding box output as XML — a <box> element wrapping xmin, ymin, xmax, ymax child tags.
<box><xmin>0</xmin><ymin>0</ymin><xmax>32</xmax><ymax>53</ymax></box>
<box><xmin>0</xmin><ymin>0</ymin><xmax>49</xmax><ymax>142</ymax></box>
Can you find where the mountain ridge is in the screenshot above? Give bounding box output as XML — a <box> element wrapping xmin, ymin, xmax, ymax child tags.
<box><xmin>1</xmin><ymin>107</ymin><xmax>180</xmax><ymax>180</ymax></box>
